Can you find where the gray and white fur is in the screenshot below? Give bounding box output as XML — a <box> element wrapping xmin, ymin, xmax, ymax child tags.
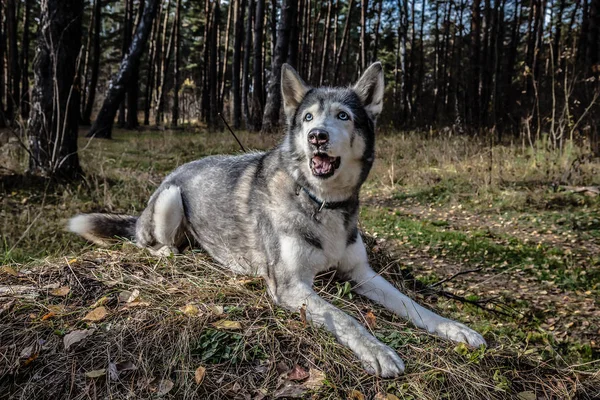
<box><xmin>69</xmin><ymin>63</ymin><xmax>486</xmax><ymax>377</ymax></box>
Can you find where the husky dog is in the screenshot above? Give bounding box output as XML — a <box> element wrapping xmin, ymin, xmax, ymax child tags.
<box><xmin>69</xmin><ymin>63</ymin><xmax>486</xmax><ymax>377</ymax></box>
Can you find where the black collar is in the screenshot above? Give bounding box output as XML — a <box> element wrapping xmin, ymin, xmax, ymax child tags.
<box><xmin>297</xmin><ymin>186</ymin><xmax>356</xmax><ymax>212</ymax></box>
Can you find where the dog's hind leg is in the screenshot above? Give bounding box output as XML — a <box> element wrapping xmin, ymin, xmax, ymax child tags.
<box><xmin>136</xmin><ymin>185</ymin><xmax>186</xmax><ymax>256</ymax></box>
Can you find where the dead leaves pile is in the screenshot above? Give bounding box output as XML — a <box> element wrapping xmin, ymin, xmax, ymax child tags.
<box><xmin>272</xmin><ymin>363</ymin><xmax>326</xmax><ymax>398</ymax></box>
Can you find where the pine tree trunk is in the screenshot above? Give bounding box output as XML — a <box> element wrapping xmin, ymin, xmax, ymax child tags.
<box><xmin>252</xmin><ymin>0</ymin><xmax>265</xmax><ymax>130</ymax></box>
<box><xmin>81</xmin><ymin>0</ymin><xmax>96</xmax><ymax>124</ymax></box>
<box><xmin>209</xmin><ymin>0</ymin><xmax>220</xmax><ymax>127</ymax></box>
<box><xmin>20</xmin><ymin>0</ymin><xmax>32</xmax><ymax>120</ymax></box>
<box><xmin>232</xmin><ymin>0</ymin><xmax>246</xmax><ymax>129</ymax></box>
<box><xmin>28</xmin><ymin>0</ymin><xmax>83</xmax><ymax>178</ymax></box>
<box><xmin>333</xmin><ymin>0</ymin><xmax>354</xmax><ymax>84</ymax></box>
<box><xmin>372</xmin><ymin>0</ymin><xmax>383</xmax><ymax>62</ymax></box>
<box><xmin>287</xmin><ymin>0</ymin><xmax>300</xmax><ymax>68</ymax></box>
<box><xmin>172</xmin><ymin>0</ymin><xmax>182</xmax><ymax>126</ymax></box>
<box><xmin>360</xmin><ymin>0</ymin><xmax>369</xmax><ymax>72</ymax></box>
<box><xmin>470</xmin><ymin>0</ymin><xmax>481</xmax><ymax>127</ymax></box>
<box><xmin>126</xmin><ymin>0</ymin><xmax>146</xmax><ymax>129</ymax></box>
<box><xmin>6</xmin><ymin>0</ymin><xmax>20</xmax><ymax>122</ymax></box>
<box><xmin>319</xmin><ymin>0</ymin><xmax>333</xmax><ymax>85</ymax></box>
<box><xmin>242</xmin><ymin>0</ymin><xmax>253</xmax><ymax>129</ymax></box>
<box><xmin>220</xmin><ymin>0</ymin><xmax>234</xmax><ymax>112</ymax></box>
<box><xmin>118</xmin><ymin>0</ymin><xmax>134</xmax><ymax>128</ymax></box>
<box><xmin>261</xmin><ymin>0</ymin><xmax>296</xmax><ymax>132</ymax></box>
<box><xmin>88</xmin><ymin>0</ymin><xmax>159</xmax><ymax>139</ymax></box>
<box><xmin>0</xmin><ymin>3</ymin><xmax>5</xmax><ymax>128</ymax></box>
<box><xmin>82</xmin><ymin>0</ymin><xmax>102</xmax><ymax>125</ymax></box>
<box><xmin>155</xmin><ymin>0</ymin><xmax>172</xmax><ymax>125</ymax></box>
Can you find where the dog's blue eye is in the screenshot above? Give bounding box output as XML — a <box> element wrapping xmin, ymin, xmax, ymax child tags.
<box><xmin>305</xmin><ymin>113</ymin><xmax>313</xmax><ymax>121</ymax></box>
<box><xmin>338</xmin><ymin>111</ymin><xmax>349</xmax><ymax>120</ymax></box>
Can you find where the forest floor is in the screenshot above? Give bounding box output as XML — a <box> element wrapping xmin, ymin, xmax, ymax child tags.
<box><xmin>1</xmin><ymin>127</ymin><xmax>599</xmax><ymax>399</ymax></box>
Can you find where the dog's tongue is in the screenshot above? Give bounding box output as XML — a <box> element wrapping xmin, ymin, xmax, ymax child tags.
<box><xmin>312</xmin><ymin>155</ymin><xmax>334</xmax><ymax>175</ymax></box>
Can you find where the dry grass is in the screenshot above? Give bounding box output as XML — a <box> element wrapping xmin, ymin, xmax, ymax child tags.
<box><xmin>2</xmin><ymin>241</ymin><xmax>598</xmax><ymax>399</ymax></box>
<box><xmin>1</xmin><ymin>128</ymin><xmax>600</xmax><ymax>399</ymax></box>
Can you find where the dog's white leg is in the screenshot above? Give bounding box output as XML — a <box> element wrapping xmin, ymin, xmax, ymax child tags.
<box><xmin>151</xmin><ymin>185</ymin><xmax>184</xmax><ymax>256</ymax></box>
<box><xmin>341</xmin><ymin>236</ymin><xmax>486</xmax><ymax>347</ymax></box>
<box><xmin>269</xmin><ymin>236</ymin><xmax>404</xmax><ymax>377</ymax></box>
<box><xmin>272</xmin><ymin>281</ymin><xmax>405</xmax><ymax>377</ymax></box>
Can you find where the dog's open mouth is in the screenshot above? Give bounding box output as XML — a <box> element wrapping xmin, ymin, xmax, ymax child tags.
<box><xmin>310</xmin><ymin>153</ymin><xmax>341</xmax><ymax>178</ymax></box>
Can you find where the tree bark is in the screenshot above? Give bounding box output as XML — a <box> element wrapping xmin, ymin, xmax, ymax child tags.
<box><xmin>6</xmin><ymin>0</ymin><xmax>20</xmax><ymax>122</ymax></box>
<box><xmin>88</xmin><ymin>0</ymin><xmax>159</xmax><ymax>138</ymax></box>
<box><xmin>333</xmin><ymin>0</ymin><xmax>354</xmax><ymax>84</ymax></box>
<box><xmin>0</xmin><ymin>3</ymin><xmax>5</xmax><ymax>128</ymax></box>
<box><xmin>82</xmin><ymin>0</ymin><xmax>102</xmax><ymax>125</ymax></box>
<box><xmin>252</xmin><ymin>0</ymin><xmax>265</xmax><ymax>130</ymax></box>
<box><xmin>126</xmin><ymin>0</ymin><xmax>146</xmax><ymax>129</ymax></box>
<box><xmin>319</xmin><ymin>0</ymin><xmax>334</xmax><ymax>85</ymax></box>
<box><xmin>144</xmin><ymin>1</ymin><xmax>161</xmax><ymax>125</ymax></box>
<box><xmin>242</xmin><ymin>0</ymin><xmax>253</xmax><ymax>129</ymax></box>
<box><xmin>219</xmin><ymin>0</ymin><xmax>234</xmax><ymax>111</ymax></box>
<box><xmin>372</xmin><ymin>0</ymin><xmax>383</xmax><ymax>62</ymax></box>
<box><xmin>28</xmin><ymin>0</ymin><xmax>83</xmax><ymax>178</ymax></box>
<box><xmin>232</xmin><ymin>0</ymin><xmax>246</xmax><ymax>128</ymax></box>
<box><xmin>360</xmin><ymin>0</ymin><xmax>369</xmax><ymax>72</ymax></box>
<box><xmin>20</xmin><ymin>0</ymin><xmax>32</xmax><ymax>120</ymax></box>
<box><xmin>172</xmin><ymin>0</ymin><xmax>182</xmax><ymax>126</ymax></box>
<box><xmin>118</xmin><ymin>0</ymin><xmax>135</xmax><ymax>127</ymax></box>
<box><xmin>262</xmin><ymin>0</ymin><xmax>296</xmax><ymax>132</ymax></box>
<box><xmin>208</xmin><ymin>0</ymin><xmax>220</xmax><ymax>127</ymax></box>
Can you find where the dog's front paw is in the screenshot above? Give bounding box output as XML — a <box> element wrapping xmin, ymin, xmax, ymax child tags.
<box><xmin>359</xmin><ymin>342</ymin><xmax>405</xmax><ymax>377</ymax></box>
<box><xmin>434</xmin><ymin>319</ymin><xmax>487</xmax><ymax>347</ymax></box>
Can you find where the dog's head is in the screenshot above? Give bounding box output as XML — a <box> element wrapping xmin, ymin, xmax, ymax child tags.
<box><xmin>281</xmin><ymin>63</ymin><xmax>384</xmax><ymax>201</ymax></box>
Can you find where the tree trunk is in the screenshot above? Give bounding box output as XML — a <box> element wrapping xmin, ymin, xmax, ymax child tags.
<box><xmin>81</xmin><ymin>0</ymin><xmax>96</xmax><ymax>124</ymax></box>
<box><xmin>470</xmin><ymin>0</ymin><xmax>481</xmax><ymax>127</ymax></box>
<box><xmin>287</xmin><ymin>0</ymin><xmax>300</xmax><ymax>69</ymax></box>
<box><xmin>88</xmin><ymin>0</ymin><xmax>159</xmax><ymax>139</ymax></box>
<box><xmin>209</xmin><ymin>0</ymin><xmax>220</xmax><ymax>127</ymax></box>
<box><xmin>220</xmin><ymin>0</ymin><xmax>234</xmax><ymax>111</ymax></box>
<box><xmin>172</xmin><ymin>0</ymin><xmax>182</xmax><ymax>126</ymax></box>
<box><xmin>242</xmin><ymin>0</ymin><xmax>253</xmax><ymax>128</ymax></box>
<box><xmin>252</xmin><ymin>0</ymin><xmax>265</xmax><ymax>130</ymax></box>
<box><xmin>360</xmin><ymin>0</ymin><xmax>369</xmax><ymax>72</ymax></box>
<box><xmin>319</xmin><ymin>0</ymin><xmax>333</xmax><ymax>85</ymax></box>
<box><xmin>118</xmin><ymin>0</ymin><xmax>134</xmax><ymax>128</ymax></box>
<box><xmin>333</xmin><ymin>0</ymin><xmax>354</xmax><ymax>84</ymax></box>
<box><xmin>20</xmin><ymin>0</ymin><xmax>32</xmax><ymax>120</ymax></box>
<box><xmin>144</xmin><ymin>2</ymin><xmax>161</xmax><ymax>125</ymax></box>
<box><xmin>0</xmin><ymin>3</ymin><xmax>5</xmax><ymax>128</ymax></box>
<box><xmin>126</xmin><ymin>0</ymin><xmax>146</xmax><ymax>129</ymax></box>
<box><xmin>372</xmin><ymin>0</ymin><xmax>383</xmax><ymax>62</ymax></box>
<box><xmin>155</xmin><ymin>0</ymin><xmax>172</xmax><ymax>125</ymax></box>
<box><xmin>232</xmin><ymin>0</ymin><xmax>246</xmax><ymax>128</ymax></box>
<box><xmin>262</xmin><ymin>0</ymin><xmax>296</xmax><ymax>132</ymax></box>
<box><xmin>6</xmin><ymin>0</ymin><xmax>20</xmax><ymax>122</ymax></box>
<box><xmin>28</xmin><ymin>0</ymin><xmax>83</xmax><ymax>178</ymax></box>
<box><xmin>82</xmin><ymin>0</ymin><xmax>102</xmax><ymax>125</ymax></box>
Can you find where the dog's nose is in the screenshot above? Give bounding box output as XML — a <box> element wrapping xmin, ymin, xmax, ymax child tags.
<box><xmin>308</xmin><ymin>129</ymin><xmax>329</xmax><ymax>147</ymax></box>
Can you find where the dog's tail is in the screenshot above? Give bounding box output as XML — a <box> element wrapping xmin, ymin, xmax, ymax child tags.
<box><xmin>68</xmin><ymin>214</ymin><xmax>138</xmax><ymax>246</ymax></box>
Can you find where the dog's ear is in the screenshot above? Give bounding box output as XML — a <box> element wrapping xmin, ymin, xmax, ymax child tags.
<box><xmin>353</xmin><ymin>62</ymin><xmax>385</xmax><ymax>120</ymax></box>
<box><xmin>281</xmin><ymin>64</ymin><xmax>310</xmax><ymax>121</ymax></box>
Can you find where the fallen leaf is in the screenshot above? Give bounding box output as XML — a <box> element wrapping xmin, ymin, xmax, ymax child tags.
<box><xmin>299</xmin><ymin>304</ymin><xmax>307</xmax><ymax>327</ymax></box>
<box><xmin>108</xmin><ymin>360</ymin><xmax>137</xmax><ymax>380</ymax></box>
<box><xmin>121</xmin><ymin>300</ymin><xmax>150</xmax><ymax>309</ymax></box>
<box><xmin>118</xmin><ymin>289</ymin><xmax>140</xmax><ymax>303</ymax></box>
<box><xmin>182</xmin><ymin>304</ymin><xmax>200</xmax><ymax>316</ymax></box>
<box><xmin>194</xmin><ymin>366</ymin><xmax>206</xmax><ymax>385</ymax></box>
<box><xmin>64</xmin><ymin>329</ymin><xmax>95</xmax><ymax>350</ymax></box>
<box><xmin>153</xmin><ymin>379</ymin><xmax>174</xmax><ymax>396</ymax></box>
<box><xmin>365</xmin><ymin>310</ymin><xmax>377</xmax><ymax>329</ymax></box>
<box><xmin>68</xmin><ymin>258</ymin><xmax>77</xmax><ymax>264</ymax></box>
<box><xmin>82</xmin><ymin>306</ymin><xmax>108</xmax><ymax>322</ymax></box>
<box><xmin>375</xmin><ymin>394</ymin><xmax>401</xmax><ymax>400</ymax></box>
<box><xmin>85</xmin><ymin>369</ymin><xmax>106</xmax><ymax>378</ymax></box>
<box><xmin>48</xmin><ymin>305</ymin><xmax>65</xmax><ymax>314</ymax></box>
<box><xmin>287</xmin><ymin>364</ymin><xmax>309</xmax><ymax>381</ymax></box>
<box><xmin>349</xmin><ymin>390</ymin><xmax>365</xmax><ymax>400</ymax></box>
<box><xmin>50</xmin><ymin>286</ymin><xmax>71</xmax><ymax>297</ymax></box>
<box><xmin>1</xmin><ymin>266</ymin><xmax>18</xmax><ymax>276</ymax></box>
<box><xmin>304</xmin><ymin>368</ymin><xmax>326</xmax><ymax>390</ymax></box>
<box><xmin>273</xmin><ymin>382</ymin><xmax>308</xmax><ymax>398</ymax></box>
<box><xmin>212</xmin><ymin>319</ymin><xmax>242</xmax><ymax>330</ymax></box>
<box><xmin>41</xmin><ymin>311</ymin><xmax>56</xmax><ymax>321</ymax></box>
<box><xmin>91</xmin><ymin>296</ymin><xmax>110</xmax><ymax>308</ymax></box>
<box><xmin>208</xmin><ymin>304</ymin><xmax>224</xmax><ymax>315</ymax></box>
<box><xmin>517</xmin><ymin>391</ymin><xmax>537</xmax><ymax>400</ymax></box>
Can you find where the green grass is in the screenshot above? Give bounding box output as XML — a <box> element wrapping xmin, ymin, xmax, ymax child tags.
<box><xmin>360</xmin><ymin>207</ymin><xmax>600</xmax><ymax>291</ymax></box>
